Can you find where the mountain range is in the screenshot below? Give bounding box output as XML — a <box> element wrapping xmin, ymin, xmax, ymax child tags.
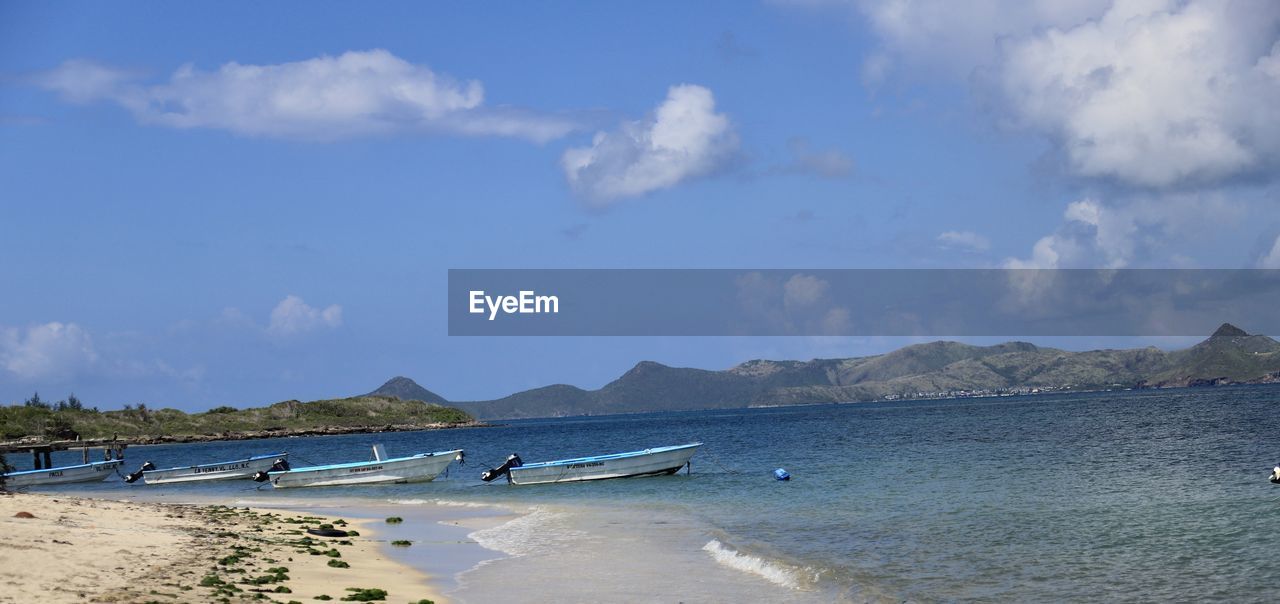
<box><xmin>369</xmin><ymin>324</ymin><xmax>1280</xmax><ymax>419</ymax></box>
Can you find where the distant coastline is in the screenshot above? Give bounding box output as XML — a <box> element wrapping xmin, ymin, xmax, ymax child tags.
<box><xmin>5</xmin><ymin>323</ymin><xmax>1278</xmax><ymax>445</ymax></box>
<box><xmin>1</xmin><ymin>420</ymin><xmax>488</xmax><ymax>451</ymax></box>
<box><xmin>447</xmin><ymin>322</ymin><xmax>1280</xmax><ymax>419</ymax></box>
<box><xmin>480</xmin><ymin>381</ymin><xmax>1280</xmax><ymax>422</ymax></box>
<box><xmin>0</xmin><ymin>395</ymin><xmax>478</xmax><ymax>451</ymax></box>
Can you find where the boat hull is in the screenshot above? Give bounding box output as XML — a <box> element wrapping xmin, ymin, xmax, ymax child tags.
<box><xmin>143</xmin><ymin>453</ymin><xmax>287</xmax><ymax>485</ymax></box>
<box><xmin>2</xmin><ymin>460</ymin><xmax>123</xmax><ymax>487</ymax></box>
<box><xmin>508</xmin><ymin>443</ymin><xmax>701</xmax><ymax>485</ymax></box>
<box><xmin>269</xmin><ymin>450</ymin><xmax>461</xmax><ymax>488</ymax></box>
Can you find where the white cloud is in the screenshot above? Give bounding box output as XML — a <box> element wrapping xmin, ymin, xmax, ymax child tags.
<box><xmin>844</xmin><ymin>1</ymin><xmax>1280</xmax><ymax>189</ymax></box>
<box><xmin>1004</xmin><ymin>235</ymin><xmax>1067</xmax><ymax>269</ymax></box>
<box><xmin>783</xmin><ymin>274</ymin><xmax>831</xmax><ymax>309</ymax></box>
<box><xmin>737</xmin><ymin>272</ymin><xmax>854</xmax><ymax>335</ymax></box>
<box><xmin>561</xmin><ymin>84</ymin><xmax>738</xmax><ymax>204</ymax></box>
<box><xmin>936</xmin><ymin>230</ymin><xmax>991</xmax><ymax>252</ymax></box>
<box><xmin>0</xmin><ymin>322</ymin><xmax>207</xmax><ymax>388</ymax></box>
<box><xmin>856</xmin><ymin>0</ymin><xmax>1109</xmax><ymax>77</ymax></box>
<box><xmin>36</xmin><ymin>49</ymin><xmax>575</xmax><ymax>142</ymax></box>
<box><xmin>765</xmin><ymin>1</ymin><xmax>1280</xmax><ymax>274</ymax></box>
<box><xmin>267</xmin><ymin>295</ymin><xmax>343</xmax><ymax>337</ymax></box>
<box><xmin>0</xmin><ymin>322</ymin><xmax>99</xmax><ymax>380</ymax></box>
<box><xmin>1062</xmin><ymin>199</ymin><xmax>1101</xmax><ymax>226</ymax></box>
<box><xmin>1259</xmin><ymin>235</ymin><xmax>1280</xmax><ymax>269</ymax></box>
<box><xmin>1002</xmin><ymin>198</ymin><xmax>1131</xmax><ymax>269</ymax></box>
<box><xmin>995</xmin><ymin>0</ymin><xmax>1280</xmax><ymax>188</ymax></box>
<box><xmin>1004</xmin><ymin>194</ymin><xmax>1244</xmax><ymax>269</ymax></box>
<box><xmin>828</xmin><ymin>0</ymin><xmax>1280</xmax><ymax>269</ymax></box>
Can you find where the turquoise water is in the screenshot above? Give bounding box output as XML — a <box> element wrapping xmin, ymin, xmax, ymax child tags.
<box><xmin>24</xmin><ymin>385</ymin><xmax>1280</xmax><ymax>602</ymax></box>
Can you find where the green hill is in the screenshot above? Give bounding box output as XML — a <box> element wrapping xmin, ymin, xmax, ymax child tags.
<box><xmin>1145</xmin><ymin>323</ymin><xmax>1280</xmax><ymax>386</ymax></box>
<box><xmin>0</xmin><ymin>395</ymin><xmax>474</xmax><ymax>443</ymax></box>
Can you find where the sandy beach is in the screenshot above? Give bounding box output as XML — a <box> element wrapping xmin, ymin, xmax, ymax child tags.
<box><xmin>0</xmin><ymin>492</ymin><xmax>442</xmax><ymax>604</ymax></box>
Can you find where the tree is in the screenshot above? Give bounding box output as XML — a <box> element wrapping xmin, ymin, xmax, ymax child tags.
<box><xmin>45</xmin><ymin>415</ymin><xmax>78</xmax><ymax>440</ymax></box>
<box><xmin>67</xmin><ymin>393</ymin><xmax>83</xmax><ymax>411</ymax></box>
<box><xmin>24</xmin><ymin>392</ymin><xmax>49</xmax><ymax>409</ymax></box>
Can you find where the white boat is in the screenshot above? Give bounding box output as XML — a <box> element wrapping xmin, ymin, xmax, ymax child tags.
<box><xmin>2</xmin><ymin>460</ymin><xmax>124</xmax><ymax>487</ymax></box>
<box><xmin>482</xmin><ymin>443</ymin><xmax>701</xmax><ymax>485</ymax></box>
<box><xmin>258</xmin><ymin>445</ymin><xmax>462</xmax><ymax>488</ymax></box>
<box><xmin>126</xmin><ymin>453</ymin><xmax>288</xmax><ymax>485</ymax></box>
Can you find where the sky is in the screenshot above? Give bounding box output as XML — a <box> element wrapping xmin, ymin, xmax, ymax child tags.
<box><xmin>1</xmin><ymin>1</ymin><xmax>1278</xmax><ymax>410</ymax></box>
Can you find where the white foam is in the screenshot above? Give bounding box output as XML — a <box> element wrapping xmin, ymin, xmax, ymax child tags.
<box><xmin>432</xmin><ymin>499</ymin><xmax>494</xmax><ymax>508</ymax></box>
<box><xmin>385</xmin><ymin>497</ymin><xmax>508</xmax><ymax>509</ymax></box>
<box><xmin>469</xmin><ymin>506</ymin><xmax>587</xmax><ymax>557</ymax></box>
<box><xmin>702</xmin><ymin>539</ymin><xmax>809</xmax><ymax>590</ymax></box>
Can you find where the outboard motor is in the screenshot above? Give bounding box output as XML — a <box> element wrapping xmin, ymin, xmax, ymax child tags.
<box><xmin>481</xmin><ymin>454</ymin><xmax>522</xmax><ymax>483</ymax></box>
<box><xmin>252</xmin><ymin>458</ymin><xmax>291</xmax><ymax>483</ymax></box>
<box><xmin>124</xmin><ymin>461</ymin><xmax>156</xmax><ymax>484</ymax></box>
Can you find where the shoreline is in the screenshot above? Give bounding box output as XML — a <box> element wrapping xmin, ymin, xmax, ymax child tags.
<box><xmin>450</xmin><ymin>498</ymin><xmax>832</xmax><ymax>603</ymax></box>
<box><xmin>0</xmin><ymin>492</ymin><xmax>447</xmax><ymax>603</ymax></box>
<box><xmin>244</xmin><ymin>496</ymin><xmax>519</xmax><ymax>599</ymax></box>
<box><xmin>4</xmin><ymin>485</ymin><xmax>836</xmax><ymax>603</ymax></box>
<box><xmin>370</xmin><ymin>496</ymin><xmax>834</xmax><ymax>603</ymax></box>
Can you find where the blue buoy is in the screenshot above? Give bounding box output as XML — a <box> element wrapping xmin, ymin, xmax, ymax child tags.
<box><xmin>773</xmin><ymin>468</ymin><xmax>791</xmax><ymax>481</ymax></box>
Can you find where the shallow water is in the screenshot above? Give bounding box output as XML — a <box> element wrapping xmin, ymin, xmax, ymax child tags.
<box><xmin>26</xmin><ymin>385</ymin><xmax>1280</xmax><ymax>602</ymax></box>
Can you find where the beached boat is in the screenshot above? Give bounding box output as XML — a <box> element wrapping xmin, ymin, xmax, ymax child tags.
<box><xmin>481</xmin><ymin>443</ymin><xmax>701</xmax><ymax>485</ymax></box>
<box><xmin>1</xmin><ymin>460</ymin><xmax>124</xmax><ymax>487</ymax></box>
<box><xmin>256</xmin><ymin>445</ymin><xmax>462</xmax><ymax>488</ymax></box>
<box><xmin>125</xmin><ymin>453</ymin><xmax>288</xmax><ymax>485</ymax></box>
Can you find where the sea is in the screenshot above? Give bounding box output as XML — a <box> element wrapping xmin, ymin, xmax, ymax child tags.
<box><xmin>20</xmin><ymin>385</ymin><xmax>1280</xmax><ymax>602</ymax></box>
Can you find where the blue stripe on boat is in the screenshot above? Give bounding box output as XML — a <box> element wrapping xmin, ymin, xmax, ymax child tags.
<box><xmin>147</xmin><ymin>452</ymin><xmax>287</xmax><ymax>473</ymax></box>
<box><xmin>3</xmin><ymin>460</ymin><xmax>120</xmax><ymax>477</ymax></box>
<box><xmin>280</xmin><ymin>450</ymin><xmax>460</xmax><ymax>473</ymax></box>
<box><xmin>515</xmin><ymin>443</ymin><xmax>702</xmax><ymax>469</ymax></box>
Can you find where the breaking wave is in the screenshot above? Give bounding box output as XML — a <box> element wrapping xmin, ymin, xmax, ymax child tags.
<box><xmin>432</xmin><ymin>499</ymin><xmax>496</xmax><ymax>508</ymax></box>
<box><xmin>702</xmin><ymin>539</ymin><xmax>812</xmax><ymax>590</ymax></box>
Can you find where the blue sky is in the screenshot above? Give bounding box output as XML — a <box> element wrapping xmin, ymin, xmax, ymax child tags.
<box><xmin>2</xmin><ymin>1</ymin><xmax>1278</xmax><ymax>409</ymax></box>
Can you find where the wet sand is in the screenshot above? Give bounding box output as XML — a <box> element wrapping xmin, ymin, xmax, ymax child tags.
<box><xmin>0</xmin><ymin>492</ymin><xmax>442</xmax><ymax>603</ymax></box>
